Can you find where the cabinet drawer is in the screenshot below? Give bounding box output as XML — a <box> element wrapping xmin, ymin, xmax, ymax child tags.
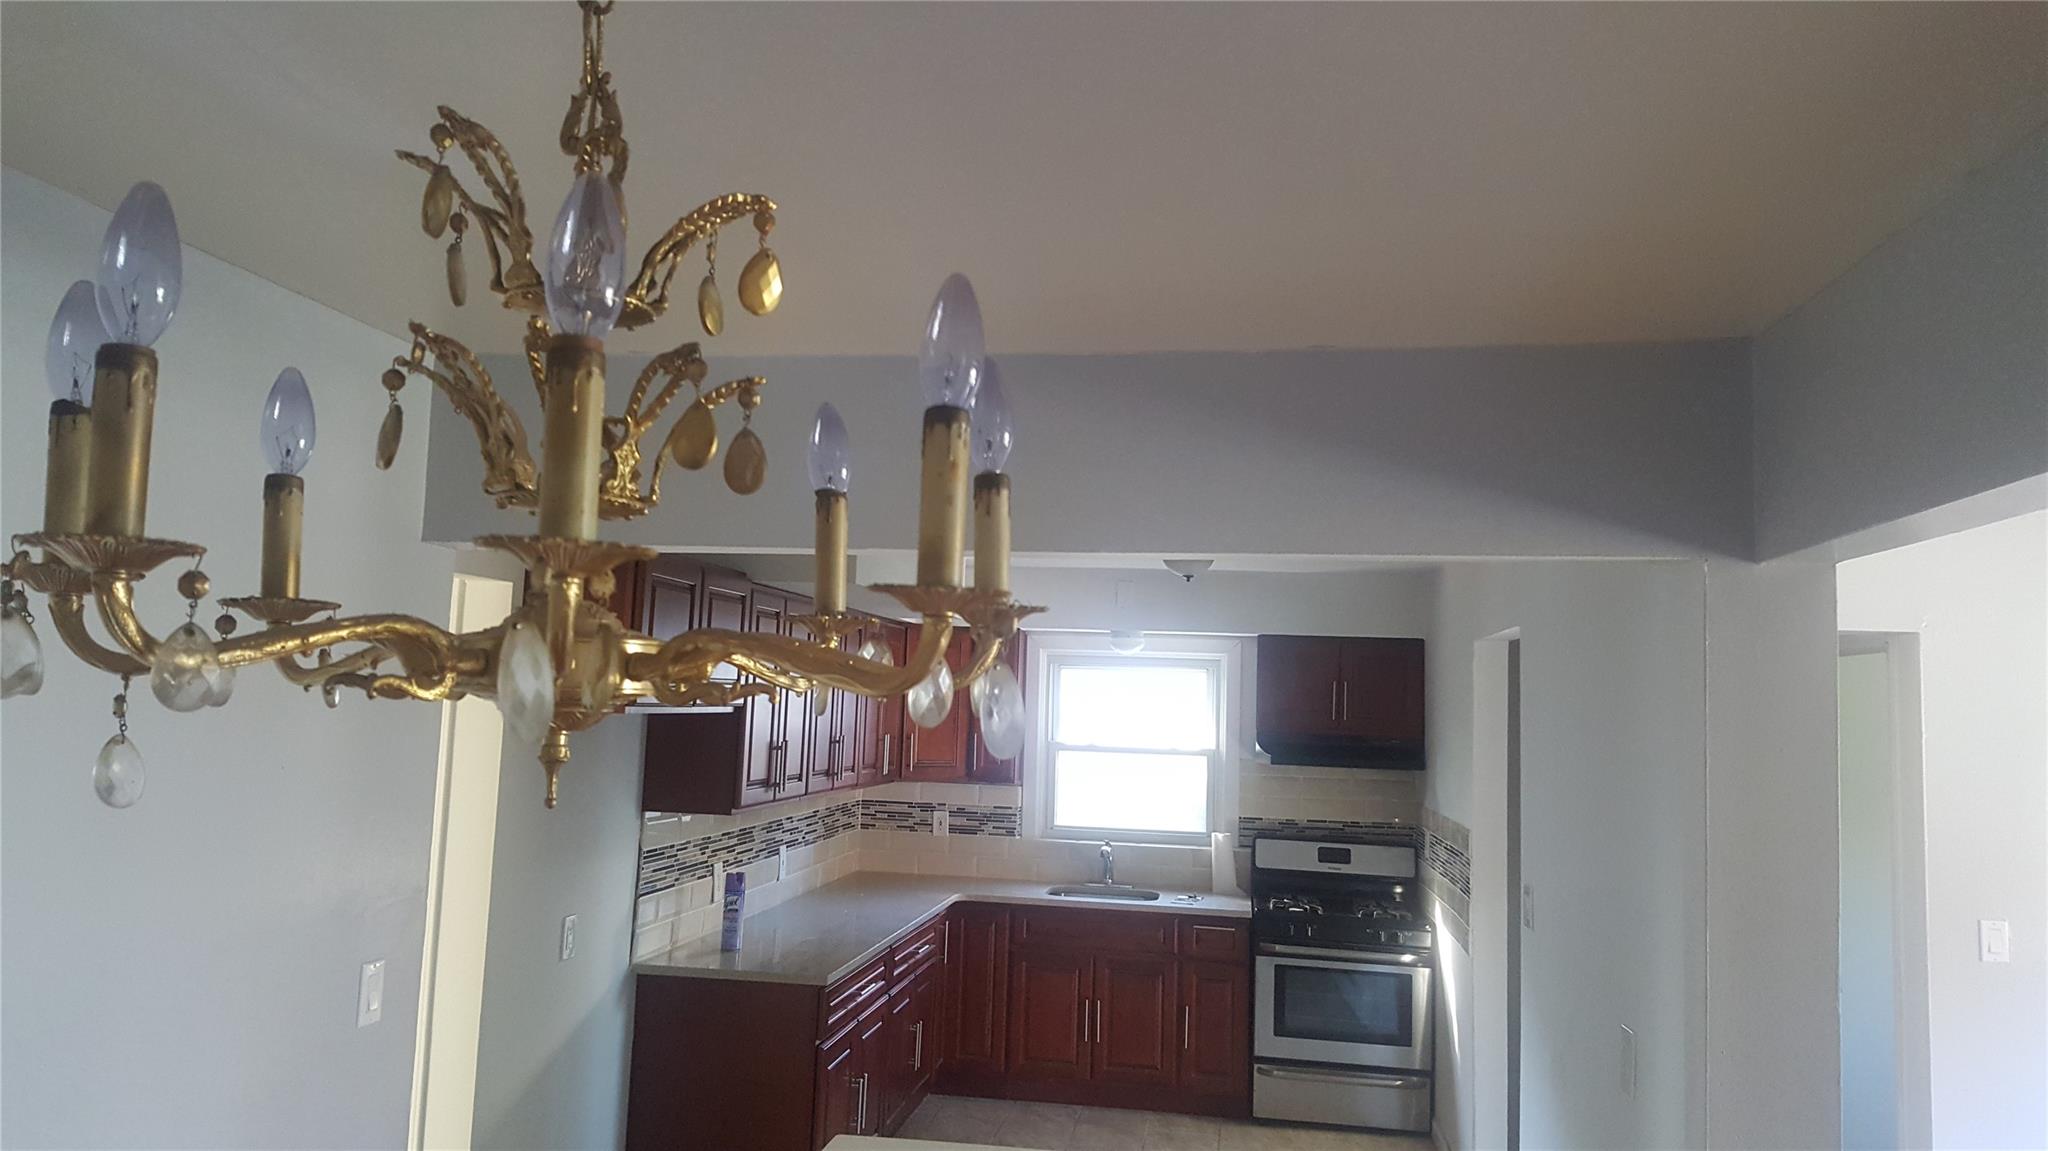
<box><xmin>890</xmin><ymin>915</ymin><xmax>946</xmax><ymax>982</ymax></box>
<box><xmin>821</xmin><ymin>956</ymin><xmax>890</xmax><ymax>1039</ymax></box>
<box><xmin>1014</xmin><ymin>907</ymin><xmax>1175</xmax><ymax>954</ymax></box>
<box><xmin>1178</xmin><ymin>919</ymin><xmax>1248</xmax><ymax>964</ymax></box>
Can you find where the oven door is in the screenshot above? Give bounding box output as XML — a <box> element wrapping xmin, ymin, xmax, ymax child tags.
<box><xmin>1255</xmin><ymin>947</ymin><xmax>1433</xmax><ymax>1071</ymax></box>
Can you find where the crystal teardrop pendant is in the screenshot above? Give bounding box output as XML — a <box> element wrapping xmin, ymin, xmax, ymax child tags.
<box><xmin>857</xmin><ymin>637</ymin><xmax>892</xmax><ymax>666</ymax></box>
<box><xmin>376</xmin><ymin>402</ymin><xmax>405</xmax><ymax>471</ymax></box>
<box><xmin>724</xmin><ymin>426</ymin><xmax>766</xmax><ymax>494</ymax></box>
<box><xmin>422</xmin><ymin>164</ymin><xmax>456</xmax><ymax>238</ymax></box>
<box><xmin>93</xmin><ymin>733</ymin><xmax>145</xmax><ymax>808</ymax></box>
<box><xmin>322</xmin><ymin>682</ymin><xmax>344</xmax><ymax>709</ymax></box>
<box><xmin>496</xmin><ymin>618</ymin><xmax>556</xmax><ymax>747</ymax></box>
<box><xmin>972</xmin><ymin>662</ymin><xmax>1026</xmax><ymax>760</ymax></box>
<box><xmin>150</xmin><ymin>622</ymin><xmax>222</xmax><ymax>713</ymax></box>
<box><xmin>2</xmin><ymin>605</ymin><xmax>45</xmax><ymax>698</ymax></box>
<box><xmin>697</xmin><ymin>273</ymin><xmax>723</xmax><ymax>336</ymax></box>
<box><xmin>906</xmin><ymin>658</ymin><xmax>954</xmax><ymax>729</ymax></box>
<box><xmin>669</xmin><ymin>401</ymin><xmax>717</xmax><ymax>470</ymax></box>
<box><xmin>738</xmin><ymin>247</ymin><xmax>782</xmax><ymax>316</ymax></box>
<box><xmin>202</xmin><ymin>659</ymin><xmax>235</xmax><ymax>709</ymax></box>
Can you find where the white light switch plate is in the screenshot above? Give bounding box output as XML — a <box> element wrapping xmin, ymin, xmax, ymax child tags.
<box><xmin>1980</xmin><ymin>919</ymin><xmax>2011</xmax><ymax>963</ymax></box>
<box><xmin>357</xmin><ymin>960</ymin><xmax>385</xmax><ymax>1028</ymax></box>
<box><xmin>932</xmin><ymin>807</ymin><xmax>949</xmax><ymax>836</ymax></box>
<box><xmin>561</xmin><ymin>915</ymin><xmax>577</xmax><ymax>961</ymax></box>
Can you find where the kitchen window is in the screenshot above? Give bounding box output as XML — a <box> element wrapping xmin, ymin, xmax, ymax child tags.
<box><xmin>1036</xmin><ymin>640</ymin><xmax>1232</xmax><ymax>844</ymax></box>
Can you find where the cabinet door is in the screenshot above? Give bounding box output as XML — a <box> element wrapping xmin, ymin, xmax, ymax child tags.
<box><xmin>908</xmin><ymin>965</ymin><xmax>940</xmax><ymax>1101</ymax></box>
<box><xmin>879</xmin><ymin>986</ymin><xmax>916</xmax><ymax>1134</ymax></box>
<box><xmin>947</xmin><ymin>906</ymin><xmax>1009</xmax><ymax>1074</ymax></box>
<box><xmin>1178</xmin><ymin>960</ymin><xmax>1249</xmax><ymax>1099</ymax></box>
<box><xmin>740</xmin><ymin>589</ymin><xmax>792</xmax><ymax>807</ymax></box>
<box><xmin>1091</xmin><ymin>955</ymin><xmax>1177</xmax><ymax>1087</ymax></box>
<box><xmin>850</xmin><ymin>618</ymin><xmax>888</xmax><ymax>788</ymax></box>
<box><xmin>814</xmin><ymin>1021</ymin><xmax>862</xmax><ymax>1149</ymax></box>
<box><xmin>906</xmin><ymin>627</ymin><xmax>974</xmax><ymax>782</ymax></box>
<box><xmin>598</xmin><ymin>559</ymin><xmax>649</xmax><ymax>629</ymax></box>
<box><xmin>1256</xmin><ymin>635</ymin><xmax>1346</xmax><ymax>740</ymax></box>
<box><xmin>1338</xmin><ymin>637</ymin><xmax>1425</xmax><ymax>742</ymax></box>
<box><xmin>877</xmin><ymin>621</ymin><xmax>911</xmax><ymax>784</ymax></box>
<box><xmin>855</xmin><ymin>1008</ymin><xmax>891</xmax><ymax>1135</ymax></box>
<box><xmin>1006</xmin><ymin>948</ymin><xmax>1093</xmax><ymax>1082</ymax></box>
<box><xmin>701</xmin><ymin>566</ymin><xmax>751</xmax><ymax>685</ymax></box>
<box><xmin>968</xmin><ymin>630</ymin><xmax>1026</xmax><ymax>784</ymax></box>
<box><xmin>639</xmin><ymin>558</ymin><xmax>702</xmax><ymax>638</ymax></box>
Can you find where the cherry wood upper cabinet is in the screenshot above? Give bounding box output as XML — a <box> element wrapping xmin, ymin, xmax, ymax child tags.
<box><xmin>905</xmin><ymin>627</ymin><xmax>976</xmax><ymax>783</ymax></box>
<box><xmin>1256</xmin><ymin>635</ymin><xmax>1424</xmax><ymax>769</ymax></box>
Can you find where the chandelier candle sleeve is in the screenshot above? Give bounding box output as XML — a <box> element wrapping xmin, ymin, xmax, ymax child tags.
<box><xmin>84</xmin><ymin>344</ymin><xmax>159</xmax><ymax>538</ymax></box>
<box><xmin>44</xmin><ymin>401</ymin><xmax>92</xmax><ymax>535</ymax></box>
<box><xmin>537</xmin><ymin>335</ymin><xmax>607</xmax><ymax>540</ymax></box>
<box><xmin>815</xmin><ymin>490</ymin><xmax>849</xmax><ymax>615</ymax></box>
<box><xmin>973</xmin><ymin>472</ymin><xmax>1011</xmax><ymax>596</ymax></box>
<box><xmin>259</xmin><ymin>474</ymin><xmax>304</xmax><ymax>599</ymax></box>
<box><xmin>916</xmin><ymin>406</ymin><xmax>971</xmax><ymax>587</ymax></box>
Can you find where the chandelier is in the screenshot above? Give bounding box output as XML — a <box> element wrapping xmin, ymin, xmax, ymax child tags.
<box><xmin>1</xmin><ymin>0</ymin><xmax>1037</xmax><ymax>809</ymax></box>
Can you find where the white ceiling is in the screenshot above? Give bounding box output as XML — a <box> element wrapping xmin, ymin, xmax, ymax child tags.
<box><xmin>4</xmin><ymin>2</ymin><xmax>2043</xmax><ymax>357</ymax></box>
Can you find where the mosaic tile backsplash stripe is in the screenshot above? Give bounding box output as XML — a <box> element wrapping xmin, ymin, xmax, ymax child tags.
<box><xmin>1235</xmin><ymin>815</ymin><xmax>1421</xmax><ymax>850</ymax></box>
<box><xmin>637</xmin><ymin>797</ymin><xmax>1020</xmax><ymax>897</ymax></box>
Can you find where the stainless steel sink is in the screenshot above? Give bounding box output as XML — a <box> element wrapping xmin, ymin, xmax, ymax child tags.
<box><xmin>1046</xmin><ymin>883</ymin><xmax>1162</xmax><ymax>902</ymax></box>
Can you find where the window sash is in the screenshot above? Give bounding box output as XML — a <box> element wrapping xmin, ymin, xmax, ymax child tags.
<box><xmin>1041</xmin><ymin>651</ymin><xmax>1224</xmax><ymax>844</ymax></box>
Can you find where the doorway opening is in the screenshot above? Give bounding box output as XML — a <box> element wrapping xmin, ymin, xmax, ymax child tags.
<box><xmin>409</xmin><ymin>574</ymin><xmax>517</xmax><ymax>1151</ymax></box>
<box><xmin>1836</xmin><ymin>632</ymin><xmax>1930</xmax><ymax>1151</ymax></box>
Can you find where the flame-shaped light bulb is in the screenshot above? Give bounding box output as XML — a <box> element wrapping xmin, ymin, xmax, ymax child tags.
<box><xmin>260</xmin><ymin>367</ymin><xmax>317</xmax><ymax>475</ymax></box>
<box><xmin>544</xmin><ymin>172</ymin><xmax>626</xmax><ymax>338</ymax></box>
<box><xmin>46</xmin><ymin>280</ymin><xmax>107</xmax><ymax>404</ymax></box>
<box><xmin>95</xmin><ymin>181</ymin><xmax>182</xmax><ymax>346</ymax></box>
<box><xmin>971</xmin><ymin>358</ymin><xmax>1014</xmax><ymax>473</ymax></box>
<box><xmin>917</xmin><ymin>273</ymin><xmax>984</xmax><ymax>409</ymax></box>
<box><xmin>808</xmin><ymin>403</ymin><xmax>851</xmax><ymax>493</ymax></box>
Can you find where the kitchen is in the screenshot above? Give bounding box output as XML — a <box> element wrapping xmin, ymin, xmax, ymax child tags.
<box><xmin>618</xmin><ymin>554</ymin><xmax>1453</xmax><ymax>1150</ymax></box>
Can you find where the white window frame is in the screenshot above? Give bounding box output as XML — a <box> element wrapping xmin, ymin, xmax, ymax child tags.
<box><xmin>1027</xmin><ymin>632</ymin><xmax>1242</xmax><ymax>846</ymax></box>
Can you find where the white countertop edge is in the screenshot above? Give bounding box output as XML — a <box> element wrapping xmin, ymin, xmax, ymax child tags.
<box><xmin>633</xmin><ymin>872</ymin><xmax>1251</xmax><ymax>988</ymax></box>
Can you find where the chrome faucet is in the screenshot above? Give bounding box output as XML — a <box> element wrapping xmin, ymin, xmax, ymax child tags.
<box><xmin>1099</xmin><ymin>841</ymin><xmax>1115</xmax><ymax>885</ymax></box>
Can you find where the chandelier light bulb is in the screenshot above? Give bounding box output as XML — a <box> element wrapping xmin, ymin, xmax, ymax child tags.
<box><xmin>808</xmin><ymin>403</ymin><xmax>851</xmax><ymax>493</ymax></box>
<box><xmin>971</xmin><ymin>358</ymin><xmax>1014</xmax><ymax>473</ymax></box>
<box><xmin>260</xmin><ymin>367</ymin><xmax>318</xmax><ymax>475</ymax></box>
<box><xmin>93</xmin><ymin>733</ymin><xmax>146</xmax><ymax>809</ymax></box>
<box><xmin>918</xmin><ymin>273</ymin><xmax>985</xmax><ymax>410</ymax></box>
<box><xmin>2</xmin><ymin>604</ymin><xmax>46</xmax><ymax>698</ymax></box>
<box><xmin>544</xmin><ymin>171</ymin><xmax>627</xmax><ymax>338</ymax></box>
<box><xmin>45</xmin><ymin>280</ymin><xmax>107</xmax><ymax>404</ymax></box>
<box><xmin>95</xmin><ymin>181</ymin><xmax>182</xmax><ymax>347</ymax></box>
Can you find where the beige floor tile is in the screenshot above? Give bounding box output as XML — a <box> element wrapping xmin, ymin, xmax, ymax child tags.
<box><xmin>1143</xmin><ymin>1111</ymin><xmax>1225</xmax><ymax>1150</ymax></box>
<box><xmin>1068</xmin><ymin>1105</ymin><xmax>1154</xmax><ymax>1149</ymax></box>
<box><xmin>991</xmin><ymin>1100</ymin><xmax>1079</xmax><ymax>1148</ymax></box>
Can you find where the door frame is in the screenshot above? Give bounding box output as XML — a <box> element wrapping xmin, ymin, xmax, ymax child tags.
<box><xmin>1469</xmin><ymin>628</ymin><xmax>1521</xmax><ymax>1151</ymax></box>
<box><xmin>1837</xmin><ymin>631</ymin><xmax>1932</xmax><ymax>1150</ymax></box>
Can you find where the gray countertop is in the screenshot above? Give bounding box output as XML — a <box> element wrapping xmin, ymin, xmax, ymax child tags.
<box><xmin>635</xmin><ymin>871</ymin><xmax>1252</xmax><ymax>988</ymax></box>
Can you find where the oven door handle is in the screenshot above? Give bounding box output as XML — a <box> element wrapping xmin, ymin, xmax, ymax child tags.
<box><xmin>1259</xmin><ymin>942</ymin><xmax>1432</xmax><ymax>966</ymax></box>
<box><xmin>1255</xmin><ymin>1064</ymin><xmax>1430</xmax><ymax>1090</ymax></box>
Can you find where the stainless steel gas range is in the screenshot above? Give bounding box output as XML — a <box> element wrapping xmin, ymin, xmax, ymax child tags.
<box><xmin>1250</xmin><ymin>836</ymin><xmax>1435</xmax><ymax>1134</ymax></box>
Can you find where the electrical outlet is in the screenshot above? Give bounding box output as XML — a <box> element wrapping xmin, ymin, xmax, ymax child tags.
<box><xmin>777</xmin><ymin>844</ymin><xmax>790</xmax><ymax>881</ymax></box>
<box><xmin>712</xmin><ymin>860</ymin><xmax>726</xmax><ymax>895</ymax></box>
<box><xmin>1619</xmin><ymin>1024</ymin><xmax>1636</xmax><ymax>1099</ymax></box>
<box><xmin>932</xmin><ymin>807</ymin><xmax>949</xmax><ymax>836</ymax></box>
<box><xmin>357</xmin><ymin>959</ymin><xmax>385</xmax><ymax>1028</ymax></box>
<box><xmin>560</xmin><ymin>914</ymin><xmax>577</xmax><ymax>961</ymax></box>
<box><xmin>1522</xmin><ymin>884</ymin><xmax>1535</xmax><ymax>929</ymax></box>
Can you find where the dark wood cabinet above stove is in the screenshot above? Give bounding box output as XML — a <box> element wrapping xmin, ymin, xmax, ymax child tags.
<box><xmin>1255</xmin><ymin>634</ymin><xmax>1424</xmax><ymax>769</ymax></box>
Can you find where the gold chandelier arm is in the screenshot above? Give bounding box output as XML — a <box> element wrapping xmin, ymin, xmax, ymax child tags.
<box><xmin>211</xmin><ymin>612</ymin><xmax>481</xmax><ymax>676</ymax></box>
<box><xmin>275</xmin><ymin>646</ymin><xmax>388</xmax><ymax>687</ymax></box>
<box><xmin>627</xmin><ymin>615</ymin><xmax>952</xmax><ymax>704</ymax></box>
<box><xmin>392</xmin><ymin>324</ymin><xmax>539</xmax><ymax>508</ymax></box>
<box><xmin>955</xmin><ymin>629</ymin><xmax>1008</xmax><ymax>689</ymax></box>
<box><xmin>91</xmin><ymin>575</ymin><xmax>162</xmax><ymax>663</ymax></box>
<box><xmin>46</xmin><ymin>592</ymin><xmax>149</xmax><ymax>676</ymax></box>
<box><xmin>618</xmin><ymin>193</ymin><xmax>778</xmax><ymax>330</ymax></box>
<box><xmin>397</xmin><ymin>105</ymin><xmax>541</xmax><ymax>310</ymax></box>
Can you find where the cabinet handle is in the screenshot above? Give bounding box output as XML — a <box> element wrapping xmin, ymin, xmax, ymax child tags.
<box><xmin>913</xmin><ymin>1020</ymin><xmax>924</xmax><ymax>1071</ymax></box>
<box><xmin>854</xmin><ymin>1072</ymin><xmax>868</xmax><ymax>1132</ymax></box>
<box><xmin>1330</xmin><ymin>681</ymin><xmax>1339</xmax><ymax>721</ymax></box>
<box><xmin>881</xmin><ymin>733</ymin><xmax>893</xmax><ymax>775</ymax></box>
<box><xmin>1342</xmin><ymin>680</ymin><xmax>1350</xmax><ymax>722</ymax></box>
<box><xmin>1182</xmin><ymin>1005</ymin><xmax>1191</xmax><ymax>1050</ymax></box>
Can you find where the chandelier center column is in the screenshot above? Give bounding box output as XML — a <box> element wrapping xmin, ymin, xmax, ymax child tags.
<box><xmin>85</xmin><ymin>344</ymin><xmax>159</xmax><ymax>538</ymax></box>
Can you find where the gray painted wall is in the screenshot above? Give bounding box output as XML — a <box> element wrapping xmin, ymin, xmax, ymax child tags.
<box><xmin>1</xmin><ymin>169</ymin><xmax>452</xmax><ymax>1147</ymax></box>
<box><xmin>420</xmin><ymin>341</ymin><xmax>1753</xmax><ymax>560</ymax></box>
<box><xmin>1753</xmin><ymin>130</ymin><xmax>2048</xmax><ymax>559</ymax></box>
<box><xmin>469</xmin><ymin>717</ymin><xmax>644</xmax><ymax>1151</ymax></box>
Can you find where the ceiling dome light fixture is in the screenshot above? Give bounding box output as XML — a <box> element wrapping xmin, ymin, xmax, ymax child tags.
<box><xmin>1</xmin><ymin>0</ymin><xmax>1043</xmax><ymax>808</ymax></box>
<box><xmin>1163</xmin><ymin>558</ymin><xmax>1215</xmax><ymax>583</ymax></box>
